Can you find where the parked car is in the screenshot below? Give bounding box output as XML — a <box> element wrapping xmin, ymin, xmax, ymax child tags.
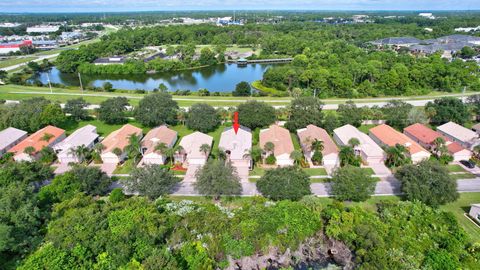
<box><xmin>460</xmin><ymin>160</ymin><xmax>475</xmax><ymax>169</ymax></box>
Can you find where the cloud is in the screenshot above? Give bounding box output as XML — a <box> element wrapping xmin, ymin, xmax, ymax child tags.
<box><xmin>1</xmin><ymin>0</ymin><xmax>479</xmax><ymax>12</ymax></box>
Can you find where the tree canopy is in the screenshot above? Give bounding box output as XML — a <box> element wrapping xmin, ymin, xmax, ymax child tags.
<box><xmin>330</xmin><ymin>166</ymin><xmax>376</xmax><ymax>202</ymax></box>
<box><xmin>134</xmin><ymin>92</ymin><xmax>179</xmax><ymax>127</ymax></box>
<box><xmin>237</xmin><ymin>101</ymin><xmax>276</xmax><ymax>130</ymax></box>
<box><xmin>96</xmin><ymin>97</ymin><xmax>129</xmax><ymax>125</ymax></box>
<box><xmin>395</xmin><ymin>160</ymin><xmax>459</xmax><ymax>207</ymax></box>
<box><xmin>285</xmin><ymin>97</ymin><xmax>324</xmax><ymax>132</ymax></box>
<box><xmin>194</xmin><ymin>159</ymin><xmax>242</xmax><ymax>198</ymax></box>
<box><xmin>426</xmin><ymin>97</ymin><xmax>470</xmax><ymax>125</ymax></box>
<box><xmin>256</xmin><ymin>166</ymin><xmax>311</xmax><ymax>201</ymax></box>
<box><xmin>124</xmin><ymin>165</ymin><xmax>180</xmax><ymax>199</ymax></box>
<box><xmin>186</xmin><ymin>103</ymin><xmax>220</xmax><ymax>133</ymax></box>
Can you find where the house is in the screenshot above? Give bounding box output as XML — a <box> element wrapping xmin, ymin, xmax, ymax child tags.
<box><xmin>218</xmin><ymin>126</ymin><xmax>252</xmax><ymax>175</ymax></box>
<box><xmin>437</xmin><ymin>122</ymin><xmax>479</xmax><ymax>150</ymax></box>
<box><xmin>333</xmin><ymin>124</ymin><xmax>385</xmax><ymax>165</ymax></box>
<box><xmin>94</xmin><ymin>56</ymin><xmax>126</xmax><ymax>65</ymax></box>
<box><xmin>175</xmin><ymin>131</ymin><xmax>213</xmax><ymax>166</ymax></box>
<box><xmin>139</xmin><ymin>126</ymin><xmax>177</xmax><ymax>165</ymax></box>
<box><xmin>53</xmin><ymin>125</ymin><xmax>99</xmax><ymax>164</ymax></box>
<box><xmin>297</xmin><ymin>124</ymin><xmax>339</xmax><ymax>166</ymax></box>
<box><xmin>469</xmin><ymin>204</ymin><xmax>480</xmax><ymax>223</ymax></box>
<box><xmin>0</xmin><ymin>127</ymin><xmax>28</xmax><ymax>157</ymax></box>
<box><xmin>100</xmin><ymin>124</ymin><xmax>143</xmax><ymax>164</ymax></box>
<box><xmin>404</xmin><ymin>123</ymin><xmax>472</xmax><ymax>161</ymax></box>
<box><xmin>8</xmin><ymin>125</ymin><xmax>66</xmax><ymax>162</ymax></box>
<box><xmin>369</xmin><ymin>37</ymin><xmax>421</xmax><ymax>48</ymax></box>
<box><xmin>369</xmin><ymin>124</ymin><xmax>431</xmax><ymax>164</ymax></box>
<box><xmin>259</xmin><ymin>124</ymin><xmax>295</xmax><ymax>166</ymax></box>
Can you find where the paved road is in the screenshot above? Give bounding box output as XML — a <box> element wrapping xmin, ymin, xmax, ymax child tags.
<box><xmin>0</xmin><ymin>54</ymin><xmax>59</xmax><ymax>72</ymax></box>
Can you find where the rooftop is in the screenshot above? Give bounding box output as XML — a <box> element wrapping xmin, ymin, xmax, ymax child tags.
<box><xmin>179</xmin><ymin>131</ymin><xmax>213</xmax><ymax>159</ymax></box>
<box><xmin>101</xmin><ymin>124</ymin><xmax>142</xmax><ymax>153</ymax></box>
<box><xmin>437</xmin><ymin>122</ymin><xmax>478</xmax><ymax>143</ymax></box>
<box><xmin>0</xmin><ymin>127</ymin><xmax>27</xmax><ymax>150</ymax></box>
<box><xmin>333</xmin><ymin>124</ymin><xmax>384</xmax><ymax>157</ymax></box>
<box><xmin>141</xmin><ymin>126</ymin><xmax>177</xmax><ymax>155</ymax></box>
<box><xmin>54</xmin><ymin>125</ymin><xmax>99</xmax><ymax>153</ymax></box>
<box><xmin>218</xmin><ymin>126</ymin><xmax>252</xmax><ymax>160</ymax></box>
<box><xmin>370</xmin><ymin>124</ymin><xmax>427</xmax><ymax>155</ymax></box>
<box><xmin>9</xmin><ymin>125</ymin><xmax>65</xmax><ymax>155</ymax></box>
<box><xmin>260</xmin><ymin>124</ymin><xmax>294</xmax><ymax>156</ymax></box>
<box><xmin>297</xmin><ymin>124</ymin><xmax>338</xmax><ymax>155</ymax></box>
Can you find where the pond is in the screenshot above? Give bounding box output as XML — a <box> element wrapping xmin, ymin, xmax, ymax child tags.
<box><xmin>32</xmin><ymin>63</ymin><xmax>278</xmax><ymax>92</ymax></box>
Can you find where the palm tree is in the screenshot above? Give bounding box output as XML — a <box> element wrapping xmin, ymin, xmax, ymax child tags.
<box><xmin>24</xmin><ymin>146</ymin><xmax>36</xmax><ymax>156</ymax></box>
<box><xmin>432</xmin><ymin>137</ymin><xmax>448</xmax><ymax>157</ymax></box>
<box><xmin>263</xmin><ymin>142</ymin><xmax>275</xmax><ymax>155</ymax></box>
<box><xmin>244</xmin><ymin>146</ymin><xmax>262</xmax><ymax>164</ymax></box>
<box><xmin>92</xmin><ymin>143</ymin><xmax>105</xmax><ymax>163</ymax></box>
<box><xmin>165</xmin><ymin>147</ymin><xmax>176</xmax><ymax>165</ymax></box>
<box><xmin>290</xmin><ymin>150</ymin><xmax>304</xmax><ymax>166</ymax></box>
<box><xmin>154</xmin><ymin>142</ymin><xmax>168</xmax><ymax>155</ymax></box>
<box><xmin>348</xmin><ymin>138</ymin><xmax>360</xmax><ymax>148</ymax></box>
<box><xmin>385</xmin><ymin>144</ymin><xmax>410</xmax><ymax>168</ymax></box>
<box><xmin>69</xmin><ymin>144</ymin><xmax>90</xmax><ymax>163</ymax></box>
<box><xmin>125</xmin><ymin>134</ymin><xmax>142</xmax><ymax>164</ymax></box>
<box><xmin>199</xmin><ymin>143</ymin><xmax>211</xmax><ymax>158</ymax></box>
<box><xmin>311</xmin><ymin>139</ymin><xmax>324</xmax><ymax>152</ymax></box>
<box><xmin>339</xmin><ymin>146</ymin><xmax>360</xmax><ymax>167</ymax></box>
<box><xmin>112</xmin><ymin>147</ymin><xmax>123</xmax><ymax>157</ymax></box>
<box><xmin>216</xmin><ymin>148</ymin><xmax>227</xmax><ymax>161</ymax></box>
<box><xmin>177</xmin><ymin>108</ymin><xmax>187</xmax><ymax>126</ymax></box>
<box><xmin>473</xmin><ymin>145</ymin><xmax>480</xmax><ymax>159</ymax></box>
<box><xmin>41</xmin><ymin>133</ymin><xmax>54</xmax><ymax>142</ymax></box>
<box><xmin>173</xmin><ymin>145</ymin><xmax>184</xmax><ymax>164</ymax></box>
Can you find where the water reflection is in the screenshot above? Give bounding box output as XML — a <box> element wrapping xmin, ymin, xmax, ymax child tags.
<box><xmin>33</xmin><ymin>63</ymin><xmax>278</xmax><ymax>92</ymax></box>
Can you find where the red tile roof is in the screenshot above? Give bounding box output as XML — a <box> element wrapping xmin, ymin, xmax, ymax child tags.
<box><xmin>8</xmin><ymin>125</ymin><xmax>65</xmax><ymax>155</ymax></box>
<box><xmin>370</xmin><ymin>124</ymin><xmax>427</xmax><ymax>155</ymax></box>
<box><xmin>404</xmin><ymin>123</ymin><xmax>443</xmax><ymax>145</ymax></box>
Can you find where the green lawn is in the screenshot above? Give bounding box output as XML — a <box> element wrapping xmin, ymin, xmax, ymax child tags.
<box><xmin>304</xmin><ymin>168</ymin><xmax>328</xmax><ymax>176</ymax></box>
<box><xmin>362</xmin><ymin>167</ymin><xmax>375</xmax><ymax>175</ymax></box>
<box><xmin>0</xmin><ymin>56</ymin><xmax>37</xmax><ymax>68</ymax></box>
<box><xmin>440</xmin><ymin>192</ymin><xmax>480</xmax><ymax>243</ymax></box>
<box><xmin>291</xmin><ymin>132</ymin><xmax>301</xmax><ymax>151</ymax></box>
<box><xmin>448</xmin><ymin>164</ymin><xmax>468</xmax><ymax>173</ymax></box>
<box><xmin>249</xmin><ymin>166</ymin><xmax>266</xmax><ymax>177</ymax></box>
<box><xmin>452</xmin><ymin>173</ymin><xmax>477</xmax><ymax>180</ymax></box>
<box><xmin>113</xmin><ymin>159</ymin><xmax>136</xmax><ymax>174</ymax></box>
<box><xmin>60</xmin><ymin>118</ymin><xmax>150</xmax><ymax>137</ymax></box>
<box><xmin>358</xmin><ymin>124</ymin><xmax>376</xmax><ymax>134</ymax></box>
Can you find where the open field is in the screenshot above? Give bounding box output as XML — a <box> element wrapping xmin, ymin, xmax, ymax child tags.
<box><xmin>0</xmin><ymin>57</ymin><xmax>37</xmax><ymax>69</ymax></box>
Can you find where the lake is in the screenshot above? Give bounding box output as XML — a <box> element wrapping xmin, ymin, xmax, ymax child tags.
<box><xmin>32</xmin><ymin>63</ymin><xmax>277</xmax><ymax>92</ymax></box>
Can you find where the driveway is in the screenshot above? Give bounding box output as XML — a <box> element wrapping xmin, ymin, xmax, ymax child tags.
<box><xmin>91</xmin><ymin>163</ymin><xmax>117</xmax><ymax>176</ymax></box>
<box><xmin>454</xmin><ymin>161</ymin><xmax>480</xmax><ymax>176</ymax></box>
<box><xmin>53</xmin><ymin>163</ymin><xmax>71</xmax><ymax>174</ymax></box>
<box><xmin>183</xmin><ymin>164</ymin><xmax>201</xmax><ymax>182</ymax></box>
<box><xmin>369</xmin><ymin>163</ymin><xmax>393</xmax><ymax>178</ymax></box>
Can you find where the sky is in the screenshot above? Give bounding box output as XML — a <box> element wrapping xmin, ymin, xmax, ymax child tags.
<box><xmin>1</xmin><ymin>0</ymin><xmax>479</xmax><ymax>13</ymax></box>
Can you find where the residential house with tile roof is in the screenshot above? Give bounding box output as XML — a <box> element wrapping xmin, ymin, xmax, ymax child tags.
<box><xmin>260</xmin><ymin>124</ymin><xmax>295</xmax><ymax>166</ymax></box>
<box><xmin>139</xmin><ymin>125</ymin><xmax>177</xmax><ymax>165</ymax></box>
<box><xmin>100</xmin><ymin>124</ymin><xmax>143</xmax><ymax>164</ymax></box>
<box><xmin>297</xmin><ymin>124</ymin><xmax>339</xmax><ymax>166</ymax></box>
<box><xmin>9</xmin><ymin>125</ymin><xmax>66</xmax><ymax>162</ymax></box>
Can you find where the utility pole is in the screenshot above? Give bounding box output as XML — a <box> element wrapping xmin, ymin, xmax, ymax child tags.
<box><xmin>78</xmin><ymin>72</ymin><xmax>84</xmax><ymax>92</ymax></box>
<box><xmin>46</xmin><ymin>73</ymin><xmax>52</xmax><ymax>93</ymax></box>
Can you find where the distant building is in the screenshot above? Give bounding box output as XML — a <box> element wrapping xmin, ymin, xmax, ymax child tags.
<box><xmin>369</xmin><ymin>37</ymin><xmax>422</xmax><ymax>48</ymax></box>
<box><xmin>437</xmin><ymin>122</ymin><xmax>480</xmax><ymax>150</ymax></box>
<box><xmin>60</xmin><ymin>31</ymin><xmax>84</xmax><ymax>42</ymax></box>
<box><xmin>333</xmin><ymin>124</ymin><xmax>385</xmax><ymax>165</ymax></box>
<box><xmin>404</xmin><ymin>123</ymin><xmax>471</xmax><ymax>162</ymax></box>
<box><xmin>455</xmin><ymin>26</ymin><xmax>480</xmax><ymax>33</ymax></box>
<box><xmin>94</xmin><ymin>56</ymin><xmax>126</xmax><ymax>65</ymax></box>
<box><xmin>26</xmin><ymin>25</ymin><xmax>60</xmax><ymax>33</ymax></box>
<box><xmin>0</xmin><ymin>40</ymin><xmax>32</xmax><ymax>54</ymax></box>
<box><xmin>0</xmin><ymin>23</ymin><xmax>22</xmax><ymax>28</ymax></box>
<box><xmin>419</xmin><ymin>13</ymin><xmax>435</xmax><ymax>19</ymax></box>
<box><xmin>0</xmin><ymin>127</ymin><xmax>28</xmax><ymax>157</ymax></box>
<box><xmin>32</xmin><ymin>40</ymin><xmax>58</xmax><ymax>50</ymax></box>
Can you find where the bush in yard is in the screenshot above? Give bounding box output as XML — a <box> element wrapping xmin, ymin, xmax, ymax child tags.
<box><xmin>109</xmin><ymin>188</ymin><xmax>126</xmax><ymax>203</ymax></box>
<box><xmin>330</xmin><ymin>165</ymin><xmax>376</xmax><ymax>202</ymax></box>
<box><xmin>256</xmin><ymin>166</ymin><xmax>311</xmax><ymax>201</ymax></box>
<box><xmin>265</xmin><ymin>154</ymin><xmax>276</xmax><ymax>165</ymax></box>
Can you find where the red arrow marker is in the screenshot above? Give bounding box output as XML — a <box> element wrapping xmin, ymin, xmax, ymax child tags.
<box><xmin>233</xmin><ymin>111</ymin><xmax>240</xmax><ymax>134</ymax></box>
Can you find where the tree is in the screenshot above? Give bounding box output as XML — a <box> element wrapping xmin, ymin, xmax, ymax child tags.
<box><xmin>322</xmin><ymin>112</ymin><xmax>340</xmax><ymax>134</ymax></box>
<box><xmin>383</xmin><ymin>100</ymin><xmax>413</xmax><ymax>130</ymax></box>
<box><xmin>186</xmin><ymin>103</ymin><xmax>220</xmax><ymax>133</ymax></box>
<box><xmin>40</xmin><ymin>103</ymin><xmax>66</xmax><ymax>127</ymax></box>
<box><xmin>124</xmin><ymin>165</ymin><xmax>180</xmax><ymax>199</ymax></box>
<box><xmin>0</xmin><ymin>97</ymin><xmax>50</xmax><ymax>133</ymax></box>
<box><xmin>24</xmin><ymin>146</ymin><xmax>36</xmax><ymax>156</ymax></box>
<box><xmin>38</xmin><ymin>147</ymin><xmax>57</xmax><ymax>164</ymax></box>
<box><xmin>426</xmin><ymin>97</ymin><xmax>470</xmax><ymax>125</ymax></box>
<box><xmin>290</xmin><ymin>150</ymin><xmax>304</xmax><ymax>166</ymax></box>
<box><xmin>199</xmin><ymin>143</ymin><xmax>211</xmax><ymax>158</ymax></box>
<box><xmin>199</xmin><ymin>47</ymin><xmax>217</xmax><ymax>66</ymax></box>
<box><xmin>256</xmin><ymin>166</ymin><xmax>311</xmax><ymax>201</ymax></box>
<box><xmin>68</xmin><ymin>165</ymin><xmax>112</xmax><ymax>196</ymax></box>
<box><xmin>466</xmin><ymin>94</ymin><xmax>480</xmax><ymax>120</ymax></box>
<box><xmin>96</xmin><ymin>97</ymin><xmax>129</xmax><ymax>125</ymax></box>
<box><xmin>40</xmin><ymin>133</ymin><xmax>54</xmax><ymax>142</ymax></box>
<box><xmin>244</xmin><ymin>146</ymin><xmax>262</xmax><ymax>165</ymax></box>
<box><xmin>311</xmin><ymin>139</ymin><xmax>324</xmax><ymax>165</ymax></box>
<box><xmin>385</xmin><ymin>144</ymin><xmax>411</xmax><ymax>168</ymax></box>
<box><xmin>339</xmin><ymin>146</ymin><xmax>361</xmax><ymax>167</ymax></box>
<box><xmin>285</xmin><ymin>97</ymin><xmax>324</xmax><ymax>132</ymax></box>
<box><xmin>103</xmin><ymin>82</ymin><xmax>113</xmax><ymax>92</ymax></box>
<box><xmin>194</xmin><ymin>159</ymin><xmax>242</xmax><ymax>198</ymax></box>
<box><xmin>237</xmin><ymin>101</ymin><xmax>276</xmax><ymax>130</ymax></box>
<box><xmin>407</xmin><ymin>107</ymin><xmax>428</xmax><ymax>125</ymax></box>
<box><xmin>125</xmin><ymin>134</ymin><xmax>142</xmax><ymax>164</ymax></box>
<box><xmin>63</xmin><ymin>98</ymin><xmax>90</xmax><ymax>121</ymax></box>
<box><xmin>458</xmin><ymin>46</ymin><xmax>476</xmax><ymax>59</ymax></box>
<box><xmin>395</xmin><ymin>160</ymin><xmax>459</xmax><ymax>207</ymax></box>
<box><xmin>337</xmin><ymin>100</ymin><xmax>363</xmax><ymax>127</ymax></box>
<box><xmin>233</xmin><ymin>81</ymin><xmax>251</xmax><ymax>97</ymax></box>
<box><xmin>68</xmin><ymin>145</ymin><xmax>91</xmax><ymax>163</ymax></box>
<box><xmin>330</xmin><ymin>165</ymin><xmax>376</xmax><ymax>202</ymax></box>
<box><xmin>134</xmin><ymin>92</ymin><xmax>178</xmax><ymax>127</ymax></box>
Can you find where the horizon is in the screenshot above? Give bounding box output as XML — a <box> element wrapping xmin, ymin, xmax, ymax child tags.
<box><xmin>1</xmin><ymin>0</ymin><xmax>480</xmax><ymax>13</ymax></box>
